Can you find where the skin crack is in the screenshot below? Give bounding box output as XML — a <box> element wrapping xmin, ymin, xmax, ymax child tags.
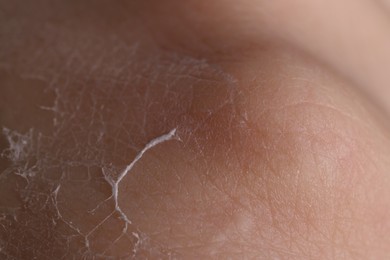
<box><xmin>53</xmin><ymin>128</ymin><xmax>180</xmax><ymax>256</ymax></box>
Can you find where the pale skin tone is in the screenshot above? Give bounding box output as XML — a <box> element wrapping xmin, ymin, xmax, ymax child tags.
<box><xmin>2</xmin><ymin>1</ymin><xmax>390</xmax><ymax>259</ymax></box>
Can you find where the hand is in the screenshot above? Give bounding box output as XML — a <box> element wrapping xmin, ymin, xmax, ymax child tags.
<box><xmin>1</xmin><ymin>1</ymin><xmax>390</xmax><ymax>259</ymax></box>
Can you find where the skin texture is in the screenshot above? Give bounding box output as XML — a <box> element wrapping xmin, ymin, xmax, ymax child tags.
<box><xmin>1</xmin><ymin>1</ymin><xmax>390</xmax><ymax>259</ymax></box>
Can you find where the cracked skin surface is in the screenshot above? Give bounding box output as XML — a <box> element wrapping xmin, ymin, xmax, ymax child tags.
<box><xmin>2</xmin><ymin>1</ymin><xmax>390</xmax><ymax>259</ymax></box>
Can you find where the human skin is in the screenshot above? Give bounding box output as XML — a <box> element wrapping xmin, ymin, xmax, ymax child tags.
<box><xmin>1</xmin><ymin>1</ymin><xmax>390</xmax><ymax>259</ymax></box>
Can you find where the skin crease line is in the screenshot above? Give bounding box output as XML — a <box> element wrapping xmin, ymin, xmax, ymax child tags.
<box><xmin>2</xmin><ymin>1</ymin><xmax>390</xmax><ymax>259</ymax></box>
<box><xmin>260</xmin><ymin>0</ymin><xmax>390</xmax><ymax>115</ymax></box>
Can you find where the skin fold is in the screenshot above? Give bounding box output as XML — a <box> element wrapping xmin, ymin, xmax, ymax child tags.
<box><xmin>1</xmin><ymin>0</ymin><xmax>390</xmax><ymax>259</ymax></box>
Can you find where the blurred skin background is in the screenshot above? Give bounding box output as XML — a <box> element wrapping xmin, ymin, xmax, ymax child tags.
<box><xmin>2</xmin><ymin>0</ymin><xmax>390</xmax><ymax>259</ymax></box>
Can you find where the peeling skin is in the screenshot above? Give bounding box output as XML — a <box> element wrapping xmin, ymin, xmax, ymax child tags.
<box><xmin>50</xmin><ymin>129</ymin><xmax>179</xmax><ymax>256</ymax></box>
<box><xmin>115</xmin><ymin>128</ymin><xmax>178</xmax><ymax>201</ymax></box>
<box><xmin>99</xmin><ymin>128</ymin><xmax>178</xmax><ymax>248</ymax></box>
<box><xmin>2</xmin><ymin>1</ymin><xmax>390</xmax><ymax>260</ymax></box>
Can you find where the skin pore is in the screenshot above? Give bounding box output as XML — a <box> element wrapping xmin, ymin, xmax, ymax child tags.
<box><xmin>1</xmin><ymin>0</ymin><xmax>390</xmax><ymax>259</ymax></box>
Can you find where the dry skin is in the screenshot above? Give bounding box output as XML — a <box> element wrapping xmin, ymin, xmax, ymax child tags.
<box><xmin>1</xmin><ymin>1</ymin><xmax>390</xmax><ymax>259</ymax></box>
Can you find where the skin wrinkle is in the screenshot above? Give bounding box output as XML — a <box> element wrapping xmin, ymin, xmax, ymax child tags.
<box><xmin>2</xmin><ymin>1</ymin><xmax>390</xmax><ymax>259</ymax></box>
